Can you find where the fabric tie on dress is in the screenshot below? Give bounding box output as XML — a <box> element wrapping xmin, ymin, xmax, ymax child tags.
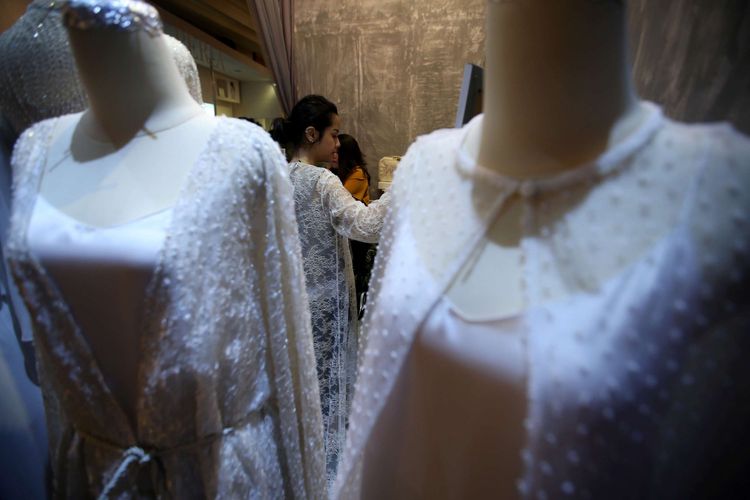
<box><xmin>98</xmin><ymin>446</ymin><xmax>151</xmax><ymax>500</ymax></box>
<box><xmin>83</xmin><ymin>407</ymin><xmax>267</xmax><ymax>499</ymax></box>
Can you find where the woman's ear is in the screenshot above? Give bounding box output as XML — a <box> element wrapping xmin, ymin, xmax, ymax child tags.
<box><xmin>305</xmin><ymin>126</ymin><xmax>319</xmax><ymax>144</ymax></box>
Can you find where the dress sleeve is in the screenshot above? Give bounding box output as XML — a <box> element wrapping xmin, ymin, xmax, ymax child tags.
<box><xmin>316</xmin><ymin>169</ymin><xmax>390</xmax><ymax>243</ymax></box>
<box><xmin>259</xmin><ymin>137</ymin><xmax>326</xmax><ymax>499</ymax></box>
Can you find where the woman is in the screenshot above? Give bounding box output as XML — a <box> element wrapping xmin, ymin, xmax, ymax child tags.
<box><xmin>271</xmin><ymin>96</ymin><xmax>391</xmax><ymax>483</ymax></box>
<box><xmin>335</xmin><ymin>134</ymin><xmax>371</xmax><ymax>204</ymax></box>
<box><xmin>335</xmin><ymin>134</ymin><xmax>377</xmax><ymax>316</ymax></box>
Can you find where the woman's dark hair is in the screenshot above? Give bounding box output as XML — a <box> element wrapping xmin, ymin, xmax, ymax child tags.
<box><xmin>270</xmin><ymin>95</ymin><xmax>338</xmax><ymax>156</ymax></box>
<box><xmin>336</xmin><ymin>134</ymin><xmax>370</xmax><ymax>184</ymax></box>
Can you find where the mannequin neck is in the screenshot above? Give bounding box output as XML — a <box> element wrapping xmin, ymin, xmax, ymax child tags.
<box><xmin>68</xmin><ymin>27</ymin><xmax>202</xmax><ymax>146</ymax></box>
<box><xmin>477</xmin><ymin>0</ymin><xmax>642</xmax><ymax>178</ymax></box>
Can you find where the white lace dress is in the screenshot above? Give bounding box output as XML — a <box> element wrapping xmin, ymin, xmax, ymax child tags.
<box><xmin>6</xmin><ymin>117</ymin><xmax>326</xmax><ymax>499</ymax></box>
<box><xmin>288</xmin><ymin>161</ymin><xmax>389</xmax><ymax>481</ymax></box>
<box><xmin>335</xmin><ymin>103</ymin><xmax>750</xmax><ymax>499</ymax></box>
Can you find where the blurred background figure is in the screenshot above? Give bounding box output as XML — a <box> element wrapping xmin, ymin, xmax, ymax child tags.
<box><xmin>336</xmin><ymin>134</ymin><xmax>371</xmax><ymax>204</ymax></box>
<box><xmin>335</xmin><ymin>134</ymin><xmax>376</xmax><ymax>315</ymax></box>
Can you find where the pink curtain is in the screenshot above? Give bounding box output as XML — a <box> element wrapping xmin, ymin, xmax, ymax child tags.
<box><xmin>247</xmin><ymin>0</ymin><xmax>297</xmax><ymax>115</ymax></box>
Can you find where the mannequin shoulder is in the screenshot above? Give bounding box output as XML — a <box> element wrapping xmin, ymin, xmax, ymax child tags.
<box><xmin>216</xmin><ymin>117</ymin><xmax>288</xmax><ymax>176</ymax></box>
<box><xmin>11</xmin><ymin>113</ymin><xmax>76</xmax><ymax>168</ymax></box>
<box><xmin>685</xmin><ymin>123</ymin><xmax>750</xmax><ymax>278</ymax></box>
<box><xmin>692</xmin><ymin>123</ymin><xmax>750</xmax><ymax>211</ymax></box>
<box><xmin>393</xmin><ymin>126</ymin><xmax>466</xmax><ymax>188</ymax></box>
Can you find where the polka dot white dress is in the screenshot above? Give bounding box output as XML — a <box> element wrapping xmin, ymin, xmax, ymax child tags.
<box><xmin>335</xmin><ymin>102</ymin><xmax>750</xmax><ymax>499</ymax></box>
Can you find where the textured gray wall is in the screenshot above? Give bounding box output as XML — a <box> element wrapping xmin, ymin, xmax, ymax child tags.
<box><xmin>295</xmin><ymin>0</ymin><xmax>486</xmax><ymax>190</ymax></box>
<box><xmin>295</xmin><ymin>1</ymin><xmax>749</xmax><ymax>193</ymax></box>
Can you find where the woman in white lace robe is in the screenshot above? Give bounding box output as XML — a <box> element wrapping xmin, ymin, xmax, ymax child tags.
<box><xmin>271</xmin><ymin>95</ymin><xmax>391</xmax><ymax>482</ymax></box>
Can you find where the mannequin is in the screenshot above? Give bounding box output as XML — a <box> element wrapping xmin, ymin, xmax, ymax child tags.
<box><xmin>6</xmin><ymin>1</ymin><xmax>325</xmax><ymax>497</ymax></box>
<box><xmin>40</xmin><ymin>5</ymin><xmax>213</xmax><ymax>228</ymax></box>
<box><xmin>0</xmin><ymin>8</ymin><xmax>204</xmax><ymax>497</ymax></box>
<box><xmin>335</xmin><ymin>0</ymin><xmax>750</xmax><ymax>498</ymax></box>
<box><xmin>0</xmin><ymin>1</ymin><xmax>202</xmax><ymax>138</ymax></box>
<box><xmin>446</xmin><ymin>0</ymin><xmax>657</xmax><ymax>319</ymax></box>
<box><xmin>34</xmin><ymin>0</ymin><xmax>214</xmax><ymax>425</ymax></box>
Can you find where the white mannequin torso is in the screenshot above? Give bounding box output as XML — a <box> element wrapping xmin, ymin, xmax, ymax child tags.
<box><xmin>32</xmin><ymin>3</ymin><xmax>215</xmax><ymax>418</ymax></box>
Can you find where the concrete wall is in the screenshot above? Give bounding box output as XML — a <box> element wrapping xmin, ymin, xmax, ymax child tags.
<box><xmin>295</xmin><ymin>0</ymin><xmax>486</xmax><ymax>191</ymax></box>
<box><xmin>295</xmin><ymin>1</ymin><xmax>749</xmax><ymax>193</ymax></box>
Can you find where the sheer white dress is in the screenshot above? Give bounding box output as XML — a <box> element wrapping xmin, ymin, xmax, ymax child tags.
<box><xmin>7</xmin><ymin>116</ymin><xmax>326</xmax><ymax>499</ymax></box>
<box><xmin>336</xmin><ymin>103</ymin><xmax>750</xmax><ymax>499</ymax></box>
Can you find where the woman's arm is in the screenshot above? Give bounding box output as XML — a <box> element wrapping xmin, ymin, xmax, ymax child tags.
<box><xmin>317</xmin><ymin>169</ymin><xmax>390</xmax><ymax>243</ymax></box>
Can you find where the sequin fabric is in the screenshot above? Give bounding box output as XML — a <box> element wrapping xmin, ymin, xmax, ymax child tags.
<box><xmin>0</xmin><ymin>1</ymin><xmax>87</xmax><ymax>136</ymax></box>
<box><xmin>164</xmin><ymin>35</ymin><xmax>203</xmax><ymax>104</ymax></box>
<box><xmin>6</xmin><ymin>117</ymin><xmax>326</xmax><ymax>499</ymax></box>
<box><xmin>0</xmin><ymin>3</ymin><xmax>202</xmax><ymax>138</ymax></box>
<box><xmin>335</xmin><ymin>103</ymin><xmax>750</xmax><ymax>499</ymax></box>
<box><xmin>63</xmin><ymin>0</ymin><xmax>163</xmax><ymax>37</ymax></box>
<box><xmin>288</xmin><ymin>161</ymin><xmax>390</xmax><ymax>484</ymax></box>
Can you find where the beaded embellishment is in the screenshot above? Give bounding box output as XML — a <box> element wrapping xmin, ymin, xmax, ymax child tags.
<box><xmin>62</xmin><ymin>0</ymin><xmax>163</xmax><ymax>36</ymax></box>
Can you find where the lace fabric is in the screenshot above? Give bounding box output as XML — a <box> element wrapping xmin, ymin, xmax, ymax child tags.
<box><xmin>6</xmin><ymin>117</ymin><xmax>326</xmax><ymax>499</ymax></box>
<box><xmin>335</xmin><ymin>104</ymin><xmax>750</xmax><ymax>499</ymax></box>
<box><xmin>288</xmin><ymin>162</ymin><xmax>389</xmax><ymax>483</ymax></box>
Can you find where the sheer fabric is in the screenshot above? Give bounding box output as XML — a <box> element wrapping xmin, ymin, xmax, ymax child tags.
<box><xmin>335</xmin><ymin>103</ymin><xmax>750</xmax><ymax>499</ymax></box>
<box><xmin>7</xmin><ymin>117</ymin><xmax>326</xmax><ymax>499</ymax></box>
<box><xmin>288</xmin><ymin>161</ymin><xmax>389</xmax><ymax>482</ymax></box>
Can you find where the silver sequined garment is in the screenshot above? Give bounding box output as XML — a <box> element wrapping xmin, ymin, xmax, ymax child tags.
<box><xmin>0</xmin><ymin>0</ymin><xmax>87</xmax><ymax>136</ymax></box>
<box><xmin>6</xmin><ymin>117</ymin><xmax>326</xmax><ymax>499</ymax></box>
<box><xmin>164</xmin><ymin>35</ymin><xmax>203</xmax><ymax>104</ymax></box>
<box><xmin>335</xmin><ymin>103</ymin><xmax>750</xmax><ymax>499</ymax></box>
<box><xmin>62</xmin><ymin>0</ymin><xmax>163</xmax><ymax>37</ymax></box>
<box><xmin>288</xmin><ymin>161</ymin><xmax>389</xmax><ymax>483</ymax></box>
<box><xmin>0</xmin><ymin>2</ymin><xmax>201</xmax><ymax>139</ymax></box>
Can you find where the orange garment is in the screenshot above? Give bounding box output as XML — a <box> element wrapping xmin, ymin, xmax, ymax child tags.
<box><xmin>343</xmin><ymin>167</ymin><xmax>370</xmax><ymax>204</ymax></box>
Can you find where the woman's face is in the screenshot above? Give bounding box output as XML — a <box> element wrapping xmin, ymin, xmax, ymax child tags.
<box><xmin>310</xmin><ymin>113</ymin><xmax>340</xmax><ymax>164</ymax></box>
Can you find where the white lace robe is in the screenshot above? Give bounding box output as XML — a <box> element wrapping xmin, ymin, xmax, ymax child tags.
<box><xmin>288</xmin><ymin>161</ymin><xmax>389</xmax><ymax>481</ymax></box>
<box><xmin>6</xmin><ymin>117</ymin><xmax>326</xmax><ymax>499</ymax></box>
<box><xmin>335</xmin><ymin>105</ymin><xmax>750</xmax><ymax>499</ymax></box>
